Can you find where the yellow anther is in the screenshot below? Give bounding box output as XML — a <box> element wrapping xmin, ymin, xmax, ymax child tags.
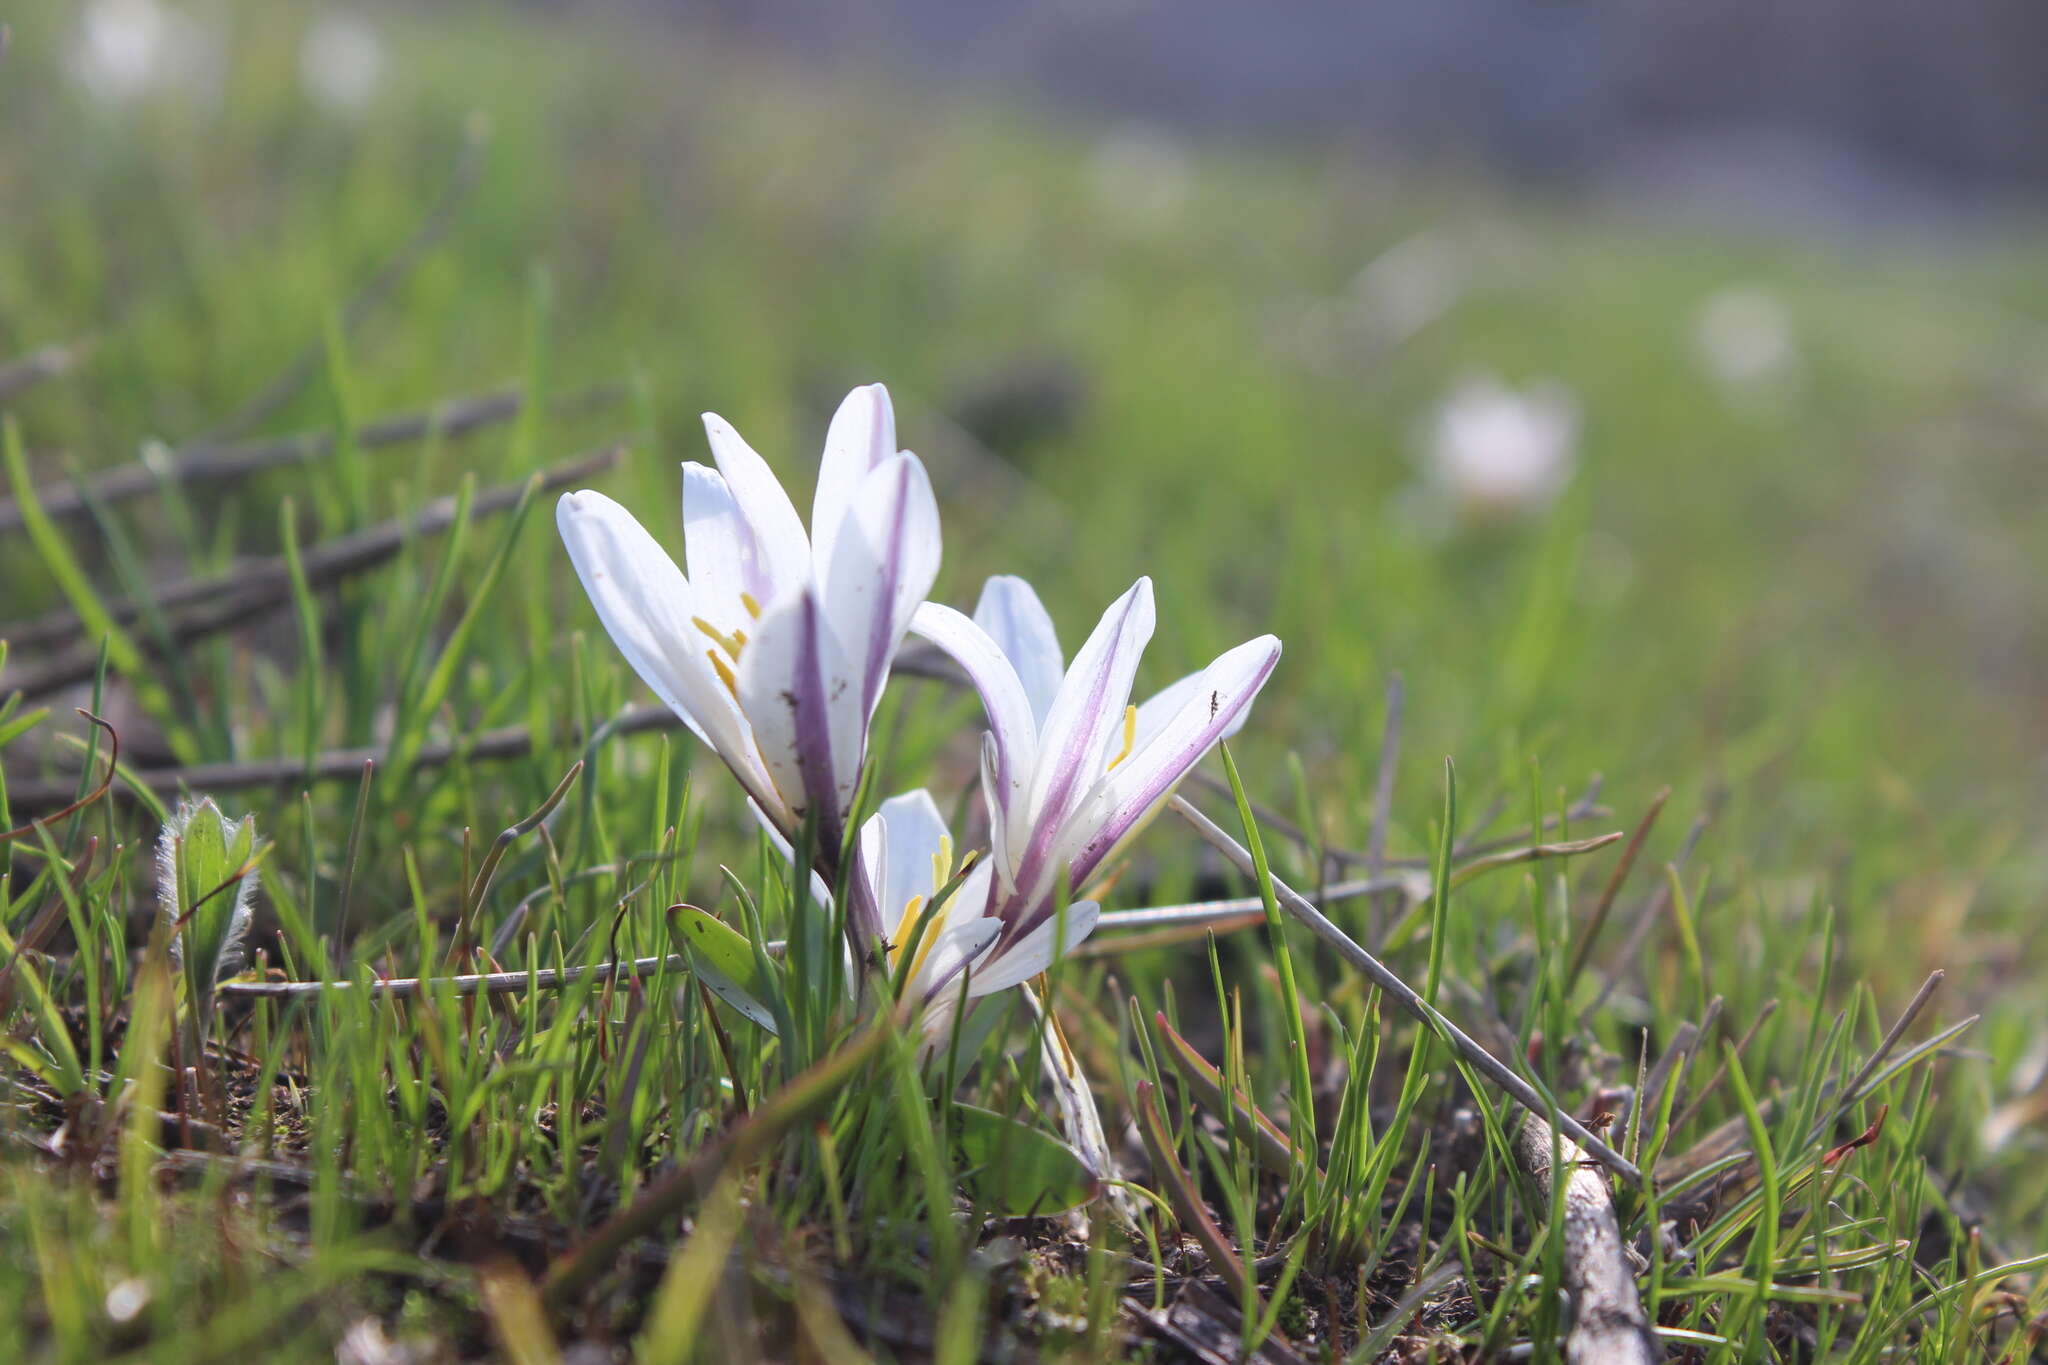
<box><xmin>1107</xmin><ymin>704</ymin><xmax>1138</xmax><ymax>770</ymax></box>
<box><xmin>706</xmin><ymin>649</ymin><xmax>740</xmax><ymax>699</ymax></box>
<box><xmin>739</xmin><ymin>591</ymin><xmax>763</xmax><ymax>620</ymax></box>
<box><xmin>904</xmin><ymin>920</ymin><xmax>944</xmax><ymax>986</ymax></box>
<box><xmin>692</xmin><ymin>615</ymin><xmax>747</xmax><ymax>661</ymax></box>
<box><xmin>889</xmin><ymin>894</ymin><xmax>926</xmax><ymax>968</ymax></box>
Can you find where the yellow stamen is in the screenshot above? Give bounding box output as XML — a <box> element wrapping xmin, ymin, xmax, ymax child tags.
<box><xmin>707</xmin><ymin>649</ymin><xmax>740</xmax><ymax>699</ymax></box>
<box><xmin>692</xmin><ymin>615</ymin><xmax>747</xmax><ymax>661</ymax></box>
<box><xmin>889</xmin><ymin>894</ymin><xmax>926</xmax><ymax>968</ymax></box>
<box><xmin>739</xmin><ymin>591</ymin><xmax>763</xmax><ymax>620</ymax></box>
<box><xmin>1107</xmin><ymin>703</ymin><xmax>1137</xmax><ymax>770</ymax></box>
<box><xmin>904</xmin><ymin>919</ymin><xmax>945</xmax><ymax>986</ymax></box>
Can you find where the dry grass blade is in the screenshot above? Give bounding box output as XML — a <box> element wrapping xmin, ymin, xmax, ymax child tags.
<box><xmin>0</xmin><ymin>339</ymin><xmax>90</xmax><ymax>404</ymax></box>
<box><xmin>1133</xmin><ymin>1080</ymin><xmax>1259</xmax><ymax>1310</ymax></box>
<box><xmin>1583</xmin><ymin>804</ymin><xmax>1714</xmax><ymax>1022</ymax></box>
<box><xmin>0</xmin><ymin>835</ymin><xmax>97</xmax><ymax>1014</ymax></box>
<box><xmin>215</xmin><ymin>953</ymin><xmax>690</xmax><ymax>1000</ymax></box>
<box><xmin>1448</xmin><ymin>830</ymin><xmax>1625</xmax><ymax>884</ymax></box>
<box><xmin>1151</xmin><ymin>1011</ymin><xmax>1302</xmax><ymax>1179</ymax></box>
<box><xmin>0</xmin><ymin>711</ymin><xmax>117</xmax><ymax>838</ymax></box>
<box><xmin>1562</xmin><ymin>785</ymin><xmax>1669</xmax><ymax>993</ymax></box>
<box><xmin>449</xmin><ymin>760</ymin><xmax>583</xmax><ymax>966</ymax></box>
<box><xmin>1169</xmin><ymin>794</ymin><xmax>1646</xmax><ymax>1187</ymax></box>
<box><xmin>5</xmin><ymin>705</ymin><xmax>673</xmax><ymax>815</ymax></box>
<box><xmin>1664</xmin><ymin>998</ymin><xmax>1779</xmax><ymax>1149</ymax></box>
<box><xmin>1185</xmin><ymin>768</ymin><xmax>1373</xmax><ymax>869</ymax></box>
<box><xmin>0</xmin><ymin>382</ymin><xmax>621</xmax><ymax>533</ymax></box>
<box><xmin>2</xmin><ymin>443</ymin><xmax>623</xmax><ymax>651</ymax></box>
<box><xmin>1634</xmin><ymin>996</ymin><xmax>1721</xmax><ymax>1150</ymax></box>
<box><xmin>1815</xmin><ymin>970</ymin><xmax>1945</xmax><ymax>1139</ymax></box>
<box><xmin>0</xmin><ymin>444</ymin><xmax>625</xmax><ymax>701</ymax></box>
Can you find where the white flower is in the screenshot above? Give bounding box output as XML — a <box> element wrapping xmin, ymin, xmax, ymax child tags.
<box><xmin>856</xmin><ymin>792</ymin><xmax>1009</xmax><ymax>1033</ymax></box>
<box><xmin>911</xmin><ymin>575</ymin><xmax>1281</xmax><ymax>968</ymax></box>
<box><xmin>1423</xmin><ymin>375</ymin><xmax>1578</xmax><ymax>523</ymax></box>
<box><xmin>300</xmin><ymin>12</ymin><xmax>385</xmax><ymax>115</ymax></box>
<box><xmin>557</xmin><ymin>385</ymin><xmax>940</xmax><ymax>942</ymax></box>
<box><xmin>70</xmin><ymin>0</ymin><xmax>221</xmax><ymax>105</ymax></box>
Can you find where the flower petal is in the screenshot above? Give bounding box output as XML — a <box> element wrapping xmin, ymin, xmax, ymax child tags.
<box><xmin>700</xmin><ymin>411</ymin><xmax>812</xmax><ymax>599</ymax></box>
<box><xmin>556</xmin><ymin>491</ymin><xmax>755</xmax><ymax>767</ymax></box>
<box><xmin>1011</xmin><ymin>578</ymin><xmax>1155</xmax><ymax>902</ymax></box>
<box><xmin>1073</xmin><ymin>633</ymin><xmax>1282</xmax><ymax>885</ymax></box>
<box><xmin>812</xmin><ymin>383</ymin><xmax>896</xmax><ymax>572</ymax></box>
<box><xmin>966</xmin><ymin>900</ymin><xmax>1099</xmax><ymax>997</ymax></box>
<box><xmin>913</xmin><ymin>913</ymin><xmax>1001</xmax><ymax>1005</ymax></box>
<box><xmin>737</xmin><ymin>586</ymin><xmax>864</xmax><ymax>849</ymax></box>
<box><xmin>1132</xmin><ymin>662</ymin><xmax>1254</xmax><ymax>751</ymax></box>
<box><xmin>910</xmin><ymin>601</ymin><xmax>1037</xmax><ymax>829</ymax></box>
<box><xmin>680</xmin><ymin>461</ymin><xmax>772</xmax><ymax>622</ymax></box>
<box><xmin>822</xmin><ymin>452</ymin><xmax>941</xmax><ymax>718</ymax></box>
<box><xmin>972</xmin><ymin>575</ymin><xmax>1064</xmax><ymax>727</ymax></box>
<box><xmin>864</xmin><ymin>788</ymin><xmax>952</xmax><ymax>933</ymax></box>
<box><xmin>907</xmin><ymin>858</ymin><xmax>998</xmax><ymax>999</ymax></box>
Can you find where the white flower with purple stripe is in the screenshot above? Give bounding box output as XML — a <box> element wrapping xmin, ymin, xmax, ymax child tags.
<box><xmin>912</xmin><ymin>574</ymin><xmax>1281</xmax><ymax>960</ymax></box>
<box><xmin>855</xmin><ymin>789</ymin><xmax>1091</xmax><ymax>1036</ymax></box>
<box><xmin>557</xmin><ymin>384</ymin><xmax>939</xmax><ymax>938</ymax></box>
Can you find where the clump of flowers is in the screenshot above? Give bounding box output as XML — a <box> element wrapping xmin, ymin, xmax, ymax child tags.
<box><xmin>558</xmin><ymin>383</ymin><xmax>1281</xmax><ymax>1178</ymax></box>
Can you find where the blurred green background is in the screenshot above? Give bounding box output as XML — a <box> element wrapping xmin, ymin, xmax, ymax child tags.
<box><xmin>5</xmin><ymin>0</ymin><xmax>2048</xmax><ymax>1232</ymax></box>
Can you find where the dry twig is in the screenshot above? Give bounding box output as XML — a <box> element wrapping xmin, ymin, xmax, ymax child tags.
<box><xmin>0</xmin><ymin>339</ymin><xmax>91</xmax><ymax>404</ymax></box>
<box><xmin>1169</xmin><ymin>794</ymin><xmax>1645</xmax><ymax>1186</ymax></box>
<box><xmin>1514</xmin><ymin>1114</ymin><xmax>1659</xmax><ymax>1365</ymax></box>
<box><xmin>1</xmin><ymin>445</ymin><xmax>625</xmax><ymax>701</ymax></box>
<box><xmin>0</xmin><ymin>382</ymin><xmax>620</xmax><ymax>533</ymax></box>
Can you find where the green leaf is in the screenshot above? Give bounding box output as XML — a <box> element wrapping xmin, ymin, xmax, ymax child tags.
<box><xmin>953</xmin><ymin>1104</ymin><xmax>1099</xmax><ymax>1216</ymax></box>
<box><xmin>669</xmin><ymin>905</ymin><xmax>780</xmax><ymax>1033</ymax></box>
<box><xmin>0</xmin><ymin>706</ymin><xmax>50</xmax><ymax>750</ymax></box>
<box><xmin>160</xmin><ymin>799</ymin><xmax>263</xmax><ymax>1019</ymax></box>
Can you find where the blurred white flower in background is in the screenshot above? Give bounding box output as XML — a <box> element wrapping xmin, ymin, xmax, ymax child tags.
<box><xmin>300</xmin><ymin>11</ymin><xmax>386</xmax><ymax>115</ymax></box>
<box><xmin>1691</xmin><ymin>284</ymin><xmax>1802</xmax><ymax>402</ymax></box>
<box><xmin>1417</xmin><ymin>375</ymin><xmax>1579</xmax><ymax>527</ymax></box>
<box><xmin>1086</xmin><ymin>125</ymin><xmax>1192</xmax><ymax>233</ymax></box>
<box><xmin>70</xmin><ymin>0</ymin><xmax>223</xmax><ymax>105</ymax></box>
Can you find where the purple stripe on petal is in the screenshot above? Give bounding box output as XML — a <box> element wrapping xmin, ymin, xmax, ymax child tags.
<box><xmin>789</xmin><ymin>591</ymin><xmax>846</xmax><ymax>852</ymax></box>
<box><xmin>1072</xmin><ymin>637</ymin><xmax>1282</xmax><ymax>887</ymax></box>
<box><xmin>1009</xmin><ymin>583</ymin><xmax>1151</xmax><ymax>907</ymax></box>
